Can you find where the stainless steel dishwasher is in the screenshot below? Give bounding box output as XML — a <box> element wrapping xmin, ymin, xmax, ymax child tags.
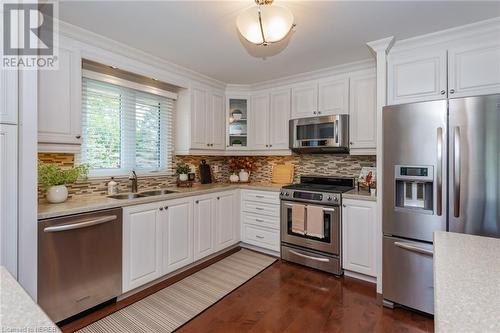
<box><xmin>38</xmin><ymin>208</ymin><xmax>122</xmax><ymax>322</ymax></box>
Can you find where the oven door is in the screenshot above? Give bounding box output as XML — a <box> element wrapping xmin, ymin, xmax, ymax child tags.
<box><xmin>281</xmin><ymin>201</ymin><xmax>340</xmax><ymax>255</ymax></box>
<box><xmin>290</xmin><ymin>115</ymin><xmax>349</xmax><ymax>152</ymax></box>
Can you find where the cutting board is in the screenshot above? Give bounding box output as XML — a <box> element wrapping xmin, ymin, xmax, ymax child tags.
<box><xmin>272</xmin><ymin>164</ymin><xmax>294</xmax><ymax>184</ymax></box>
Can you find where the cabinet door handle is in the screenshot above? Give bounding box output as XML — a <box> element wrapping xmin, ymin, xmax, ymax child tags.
<box><xmin>265</xmin><ymin>144</ymin><xmax>269</xmax><ymax>147</ymax></box>
<box><xmin>255</xmin><ymin>218</ymin><xmax>264</xmax><ymax>223</ymax></box>
<box><xmin>217</xmin><ymin>197</ymin><xmax>220</xmax><ymax>200</ymax></box>
<box><xmin>164</xmin><ymin>206</ymin><xmax>168</xmax><ymax>210</ymax></box>
<box><xmin>159</xmin><ymin>207</ymin><xmax>163</xmax><ymax>211</ymax></box>
<box><xmin>255</xmin><ymin>235</ymin><xmax>264</xmax><ymax>239</ymax></box>
<box><xmin>255</xmin><ymin>195</ymin><xmax>265</xmax><ymax>198</ymax></box>
<box><xmin>440</xmin><ymin>90</ymin><xmax>446</xmax><ymax>95</ymax></box>
<box><xmin>269</xmin><ymin>144</ymin><xmax>272</xmax><ymax>147</ymax></box>
<box><xmin>313</xmin><ymin>111</ymin><xmax>317</xmax><ymax>115</ymax></box>
<box><xmin>255</xmin><ymin>207</ymin><xmax>264</xmax><ymax>210</ymax></box>
<box><xmin>317</xmin><ymin>111</ymin><xmax>321</xmax><ymax>115</ymax></box>
<box><xmin>449</xmin><ymin>89</ymin><xmax>455</xmax><ymax>94</ymax></box>
<box><xmin>195</xmin><ymin>200</ymin><xmax>199</xmax><ymax>204</ymax></box>
<box><xmin>76</xmin><ymin>135</ymin><xmax>81</xmax><ymax>139</ymax></box>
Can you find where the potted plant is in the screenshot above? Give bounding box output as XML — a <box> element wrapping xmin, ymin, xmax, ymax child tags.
<box><xmin>38</xmin><ymin>161</ymin><xmax>89</xmax><ymax>203</ymax></box>
<box><xmin>176</xmin><ymin>163</ymin><xmax>191</xmax><ymax>181</ymax></box>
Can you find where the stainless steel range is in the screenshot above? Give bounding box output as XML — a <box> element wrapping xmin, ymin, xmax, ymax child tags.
<box><xmin>280</xmin><ymin>176</ymin><xmax>354</xmax><ymax>275</ymax></box>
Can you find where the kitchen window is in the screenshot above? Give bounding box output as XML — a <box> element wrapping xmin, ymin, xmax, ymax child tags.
<box><xmin>81</xmin><ymin>70</ymin><xmax>176</xmax><ymax>177</ymax></box>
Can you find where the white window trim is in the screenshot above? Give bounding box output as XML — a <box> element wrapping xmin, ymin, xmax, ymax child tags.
<box><xmin>82</xmin><ymin>69</ymin><xmax>178</xmax><ymax>100</ymax></box>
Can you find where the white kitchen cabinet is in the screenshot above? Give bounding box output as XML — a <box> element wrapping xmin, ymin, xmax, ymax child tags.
<box><xmin>249</xmin><ymin>93</ymin><xmax>270</xmax><ymax>150</ymax></box>
<box><xmin>38</xmin><ymin>36</ymin><xmax>82</xmax><ymax>147</ymax></box>
<box><xmin>318</xmin><ymin>76</ymin><xmax>349</xmax><ymax>115</ymax></box>
<box><xmin>215</xmin><ymin>191</ymin><xmax>238</xmax><ymax>251</ymax></box>
<box><xmin>210</xmin><ymin>92</ymin><xmax>226</xmax><ymax>150</ymax></box>
<box><xmin>269</xmin><ymin>89</ymin><xmax>290</xmax><ymax>149</ymax></box>
<box><xmin>349</xmin><ymin>72</ymin><xmax>377</xmax><ymax>154</ymax></box>
<box><xmin>342</xmin><ymin>199</ymin><xmax>377</xmax><ymax>277</ymax></box>
<box><xmin>240</xmin><ymin>189</ymin><xmax>280</xmax><ymax>253</ymax></box>
<box><xmin>249</xmin><ymin>90</ymin><xmax>290</xmax><ymax>151</ymax></box>
<box><xmin>0</xmin><ymin>68</ymin><xmax>18</xmax><ymax>124</ymax></box>
<box><xmin>387</xmin><ymin>49</ymin><xmax>448</xmax><ymax>105</ymax></box>
<box><xmin>123</xmin><ymin>202</ymin><xmax>163</xmax><ymax>292</ymax></box>
<box><xmin>190</xmin><ymin>87</ymin><xmax>225</xmax><ymax>150</ymax></box>
<box><xmin>162</xmin><ymin>198</ymin><xmax>193</xmax><ymax>274</ymax></box>
<box><xmin>291</xmin><ymin>81</ymin><xmax>318</xmax><ymax>118</ymax></box>
<box><xmin>193</xmin><ymin>195</ymin><xmax>216</xmax><ymax>261</ymax></box>
<box><xmin>448</xmin><ymin>41</ymin><xmax>500</xmax><ymax>98</ymax></box>
<box><xmin>190</xmin><ymin>87</ymin><xmax>208</xmax><ymax>149</ymax></box>
<box><xmin>0</xmin><ymin>124</ymin><xmax>18</xmax><ymax>276</ymax></box>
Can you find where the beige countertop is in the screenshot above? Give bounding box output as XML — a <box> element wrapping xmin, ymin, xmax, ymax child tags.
<box><xmin>434</xmin><ymin>231</ymin><xmax>500</xmax><ymax>333</ymax></box>
<box><xmin>0</xmin><ymin>267</ymin><xmax>59</xmax><ymax>332</ymax></box>
<box><xmin>343</xmin><ymin>188</ymin><xmax>377</xmax><ymax>202</ymax></box>
<box><xmin>38</xmin><ymin>182</ymin><xmax>283</xmax><ymax>220</ymax></box>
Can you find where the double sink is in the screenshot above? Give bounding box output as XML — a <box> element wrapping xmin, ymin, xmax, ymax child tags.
<box><xmin>108</xmin><ymin>189</ymin><xmax>178</xmax><ymax>200</ymax></box>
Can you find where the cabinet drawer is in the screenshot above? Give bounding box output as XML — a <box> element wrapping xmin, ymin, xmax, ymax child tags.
<box><xmin>242</xmin><ymin>211</ymin><xmax>279</xmax><ymax>230</ymax></box>
<box><xmin>242</xmin><ymin>224</ymin><xmax>280</xmax><ymax>252</ymax></box>
<box><xmin>242</xmin><ymin>200</ymin><xmax>280</xmax><ymax>217</ymax></box>
<box><xmin>241</xmin><ymin>190</ymin><xmax>280</xmax><ymax>205</ymax></box>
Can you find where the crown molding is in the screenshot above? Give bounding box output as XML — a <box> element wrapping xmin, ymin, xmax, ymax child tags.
<box><xmin>367</xmin><ymin>36</ymin><xmax>395</xmax><ymax>56</ymax></box>
<box><xmin>58</xmin><ymin>20</ymin><xmax>227</xmax><ymax>91</ymax></box>
<box><xmin>390</xmin><ymin>16</ymin><xmax>500</xmax><ymax>54</ymax></box>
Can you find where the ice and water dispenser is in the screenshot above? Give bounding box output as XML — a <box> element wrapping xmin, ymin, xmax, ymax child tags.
<box><xmin>394</xmin><ymin>165</ymin><xmax>434</xmax><ymax>213</ymax></box>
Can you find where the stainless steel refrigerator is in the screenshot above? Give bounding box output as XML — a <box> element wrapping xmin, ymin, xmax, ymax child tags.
<box><xmin>382</xmin><ymin>94</ymin><xmax>500</xmax><ymax>314</ymax></box>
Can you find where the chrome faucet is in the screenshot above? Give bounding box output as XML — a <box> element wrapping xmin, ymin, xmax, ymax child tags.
<box><xmin>130</xmin><ymin>171</ymin><xmax>138</xmax><ymax>193</ymax></box>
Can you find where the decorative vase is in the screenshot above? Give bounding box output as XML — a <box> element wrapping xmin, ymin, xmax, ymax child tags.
<box><xmin>179</xmin><ymin>173</ymin><xmax>188</xmax><ymax>181</ymax></box>
<box><xmin>239</xmin><ymin>169</ymin><xmax>249</xmax><ymax>182</ymax></box>
<box><xmin>230</xmin><ymin>173</ymin><xmax>239</xmax><ymax>183</ymax></box>
<box><xmin>46</xmin><ymin>185</ymin><xmax>68</xmax><ymax>204</ymax></box>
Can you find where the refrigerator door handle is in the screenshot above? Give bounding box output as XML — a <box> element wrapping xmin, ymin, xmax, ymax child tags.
<box><xmin>453</xmin><ymin>126</ymin><xmax>461</xmax><ymax>218</ymax></box>
<box><xmin>394</xmin><ymin>241</ymin><xmax>434</xmax><ymax>257</ymax></box>
<box><xmin>436</xmin><ymin>127</ymin><xmax>443</xmax><ymax>216</ymax></box>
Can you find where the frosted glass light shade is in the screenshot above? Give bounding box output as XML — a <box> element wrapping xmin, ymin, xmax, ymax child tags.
<box><xmin>237</xmin><ymin>4</ymin><xmax>294</xmax><ymax>45</ymax></box>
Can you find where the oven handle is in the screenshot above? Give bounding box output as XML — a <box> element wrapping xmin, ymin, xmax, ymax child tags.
<box><xmin>289</xmin><ymin>249</ymin><xmax>330</xmax><ymax>263</ymax></box>
<box><xmin>283</xmin><ymin>202</ymin><xmax>337</xmax><ymax>212</ymax></box>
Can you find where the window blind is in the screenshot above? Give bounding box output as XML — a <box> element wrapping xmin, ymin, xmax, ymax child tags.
<box><xmin>81</xmin><ymin>76</ymin><xmax>174</xmax><ymax>176</ymax></box>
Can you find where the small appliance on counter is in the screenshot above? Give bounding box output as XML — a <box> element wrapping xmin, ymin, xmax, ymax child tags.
<box><xmin>199</xmin><ymin>160</ymin><xmax>213</xmax><ymax>184</ymax></box>
<box><xmin>280</xmin><ymin>176</ymin><xmax>355</xmax><ymax>275</ymax></box>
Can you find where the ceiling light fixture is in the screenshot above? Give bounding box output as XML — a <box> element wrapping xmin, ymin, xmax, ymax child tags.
<box><xmin>237</xmin><ymin>0</ymin><xmax>295</xmax><ymax>46</ymax></box>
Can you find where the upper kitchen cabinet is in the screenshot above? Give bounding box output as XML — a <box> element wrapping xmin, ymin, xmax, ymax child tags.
<box><xmin>291</xmin><ymin>81</ymin><xmax>317</xmax><ymax>118</ymax></box>
<box><xmin>248</xmin><ymin>89</ymin><xmax>290</xmax><ymax>151</ymax></box>
<box><xmin>190</xmin><ymin>86</ymin><xmax>225</xmax><ymax>150</ymax></box>
<box><xmin>349</xmin><ymin>71</ymin><xmax>377</xmax><ymax>155</ymax></box>
<box><xmin>38</xmin><ymin>36</ymin><xmax>82</xmax><ymax>150</ymax></box>
<box><xmin>227</xmin><ymin>96</ymin><xmax>249</xmax><ymax>149</ymax></box>
<box><xmin>447</xmin><ymin>41</ymin><xmax>500</xmax><ymax>98</ymax></box>
<box><xmin>387</xmin><ymin>49</ymin><xmax>448</xmax><ymax>105</ymax></box>
<box><xmin>291</xmin><ymin>75</ymin><xmax>349</xmax><ymax>118</ymax></box>
<box><xmin>388</xmin><ymin>39</ymin><xmax>500</xmax><ymax>105</ymax></box>
<box><xmin>318</xmin><ymin>76</ymin><xmax>349</xmax><ymax>115</ymax></box>
<box><xmin>0</xmin><ymin>68</ymin><xmax>18</xmax><ymax>125</ymax></box>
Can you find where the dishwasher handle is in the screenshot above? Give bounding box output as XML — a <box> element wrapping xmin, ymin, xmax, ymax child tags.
<box><xmin>43</xmin><ymin>215</ymin><xmax>118</xmax><ymax>233</ymax></box>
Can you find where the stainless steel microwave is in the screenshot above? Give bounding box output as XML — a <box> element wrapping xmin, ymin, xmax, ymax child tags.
<box><xmin>289</xmin><ymin>115</ymin><xmax>349</xmax><ymax>153</ymax></box>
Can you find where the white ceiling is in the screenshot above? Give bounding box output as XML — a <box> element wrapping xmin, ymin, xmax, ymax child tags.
<box><xmin>59</xmin><ymin>1</ymin><xmax>500</xmax><ymax>84</ymax></box>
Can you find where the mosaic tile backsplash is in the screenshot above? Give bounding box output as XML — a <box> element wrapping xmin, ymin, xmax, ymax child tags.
<box><xmin>38</xmin><ymin>153</ymin><xmax>376</xmax><ymax>201</ymax></box>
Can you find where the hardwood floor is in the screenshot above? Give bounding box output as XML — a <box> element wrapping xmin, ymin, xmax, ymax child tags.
<box><xmin>61</xmin><ymin>253</ymin><xmax>434</xmax><ymax>333</ymax></box>
<box><xmin>177</xmin><ymin>260</ymin><xmax>434</xmax><ymax>333</ymax></box>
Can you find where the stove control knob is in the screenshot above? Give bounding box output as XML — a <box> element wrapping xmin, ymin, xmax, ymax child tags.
<box><xmin>285</xmin><ymin>192</ymin><xmax>290</xmax><ymax>197</ymax></box>
<box><xmin>280</xmin><ymin>191</ymin><xmax>284</xmax><ymax>196</ymax></box>
<box><xmin>333</xmin><ymin>197</ymin><xmax>339</xmax><ymax>203</ymax></box>
<box><xmin>327</xmin><ymin>196</ymin><xmax>332</xmax><ymax>201</ymax></box>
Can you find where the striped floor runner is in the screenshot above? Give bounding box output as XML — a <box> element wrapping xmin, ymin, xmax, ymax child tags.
<box><xmin>77</xmin><ymin>249</ymin><xmax>276</xmax><ymax>333</ymax></box>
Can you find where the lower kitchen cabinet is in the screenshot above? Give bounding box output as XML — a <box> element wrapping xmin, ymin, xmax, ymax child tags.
<box><xmin>215</xmin><ymin>191</ymin><xmax>238</xmax><ymax>251</ymax></box>
<box><xmin>193</xmin><ymin>195</ymin><xmax>216</xmax><ymax>261</ymax></box>
<box><xmin>162</xmin><ymin>198</ymin><xmax>193</xmax><ymax>274</ymax></box>
<box><xmin>342</xmin><ymin>199</ymin><xmax>377</xmax><ymax>278</ymax></box>
<box><xmin>123</xmin><ymin>202</ymin><xmax>163</xmax><ymax>292</ymax></box>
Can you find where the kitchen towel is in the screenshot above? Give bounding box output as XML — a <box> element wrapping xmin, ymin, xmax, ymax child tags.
<box><xmin>306</xmin><ymin>205</ymin><xmax>324</xmax><ymax>238</ymax></box>
<box><xmin>291</xmin><ymin>204</ymin><xmax>306</xmax><ymax>235</ymax></box>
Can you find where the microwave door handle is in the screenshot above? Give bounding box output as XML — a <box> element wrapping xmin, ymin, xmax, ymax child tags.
<box><xmin>335</xmin><ymin>119</ymin><xmax>339</xmax><ymax>143</ymax></box>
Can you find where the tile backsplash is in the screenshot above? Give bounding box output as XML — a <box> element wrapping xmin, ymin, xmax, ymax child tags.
<box><xmin>37</xmin><ymin>153</ymin><xmax>375</xmax><ymax>201</ymax></box>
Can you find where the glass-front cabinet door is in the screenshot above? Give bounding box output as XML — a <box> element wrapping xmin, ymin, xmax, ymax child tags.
<box><xmin>227</xmin><ymin>97</ymin><xmax>249</xmax><ymax>149</ymax></box>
